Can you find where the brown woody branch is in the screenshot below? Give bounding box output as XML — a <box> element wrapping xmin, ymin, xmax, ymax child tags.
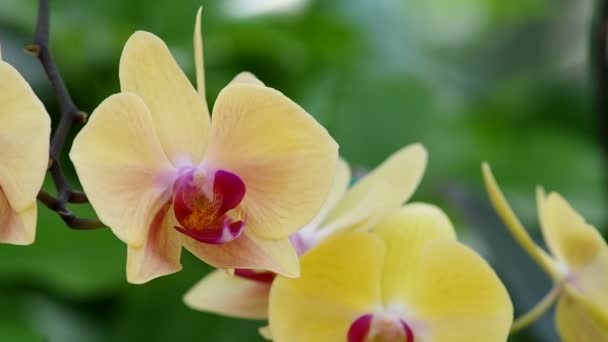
<box><xmin>28</xmin><ymin>0</ymin><xmax>104</xmax><ymax>229</ymax></box>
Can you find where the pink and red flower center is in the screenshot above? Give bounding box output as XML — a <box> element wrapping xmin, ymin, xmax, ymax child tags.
<box><xmin>348</xmin><ymin>313</ymin><xmax>414</xmax><ymax>342</ymax></box>
<box><xmin>173</xmin><ymin>169</ymin><xmax>246</xmax><ymax>245</ymax></box>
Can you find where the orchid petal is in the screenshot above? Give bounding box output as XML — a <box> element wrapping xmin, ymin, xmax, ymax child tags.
<box><xmin>183</xmin><ymin>229</ymin><xmax>299</xmax><ymax>278</ymax></box>
<box><xmin>230</xmin><ymin>72</ymin><xmax>265</xmax><ymax>86</ymax></box>
<box><xmin>70</xmin><ymin>93</ymin><xmax>176</xmax><ymax>247</ymax></box>
<box><xmin>408</xmin><ymin>240</ymin><xmax>513</xmax><ymax>342</ymax></box>
<box><xmin>320</xmin><ymin>144</ymin><xmax>427</xmax><ymax>236</ymax></box>
<box><xmin>374</xmin><ymin>203</ymin><xmax>455</xmax><ymax>305</ymax></box>
<box><xmin>0</xmin><ymin>61</ymin><xmax>50</xmax><ymax>212</ymax></box>
<box><xmin>258</xmin><ymin>326</ymin><xmax>273</xmax><ymax>340</ymax></box>
<box><xmin>537</xmin><ymin>189</ymin><xmax>608</xmax><ymax>319</ymax></box>
<box><xmin>556</xmin><ymin>292</ymin><xmax>608</xmax><ymax>342</ymax></box>
<box><xmin>120</xmin><ymin>31</ymin><xmax>210</xmax><ymax>165</ymax></box>
<box><xmin>126</xmin><ymin>200</ymin><xmax>182</xmax><ymax>284</ymax></box>
<box><xmin>314</xmin><ymin>158</ymin><xmax>350</xmax><ymax>226</ymax></box>
<box><xmin>537</xmin><ymin>189</ymin><xmax>606</xmax><ymax>271</ymax></box>
<box><xmin>268</xmin><ymin>233</ymin><xmax>384</xmax><ymax>342</ymax></box>
<box><xmin>290</xmin><ymin>159</ymin><xmax>350</xmax><ymax>254</ymax></box>
<box><xmin>299</xmin><ymin>159</ymin><xmax>351</xmax><ymax>240</ymax></box>
<box><xmin>0</xmin><ymin>189</ymin><xmax>36</xmax><ymax>245</ymax></box>
<box><xmin>184</xmin><ymin>269</ymin><xmax>271</xmax><ymax>319</ymax></box>
<box><xmin>572</xmin><ymin>250</ymin><xmax>608</xmax><ymax>313</ymax></box>
<box><xmin>205</xmin><ymin>83</ymin><xmax>338</xmax><ymax>239</ymax></box>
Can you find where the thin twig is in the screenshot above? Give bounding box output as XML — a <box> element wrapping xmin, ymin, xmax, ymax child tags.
<box><xmin>29</xmin><ymin>0</ymin><xmax>104</xmax><ymax>229</ymax></box>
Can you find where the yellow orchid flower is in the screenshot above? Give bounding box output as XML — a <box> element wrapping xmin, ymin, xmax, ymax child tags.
<box><xmin>267</xmin><ymin>205</ymin><xmax>513</xmax><ymax>342</ymax></box>
<box><xmin>0</xmin><ymin>45</ymin><xmax>51</xmax><ymax>245</ymax></box>
<box><xmin>69</xmin><ymin>8</ymin><xmax>338</xmax><ymax>284</ymax></box>
<box><xmin>482</xmin><ymin>163</ymin><xmax>608</xmax><ymax>340</ymax></box>
<box><xmin>183</xmin><ymin>144</ymin><xmax>427</xmax><ymax>320</ymax></box>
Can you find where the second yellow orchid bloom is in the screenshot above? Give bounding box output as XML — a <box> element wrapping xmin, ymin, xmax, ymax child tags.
<box><xmin>483</xmin><ymin>163</ymin><xmax>608</xmax><ymax>341</ymax></box>
<box><xmin>267</xmin><ymin>205</ymin><xmax>513</xmax><ymax>342</ymax></box>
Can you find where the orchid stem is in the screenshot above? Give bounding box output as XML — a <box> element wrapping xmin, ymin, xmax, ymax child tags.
<box><xmin>482</xmin><ymin>164</ymin><xmax>560</xmax><ymax>279</ymax></box>
<box><xmin>510</xmin><ymin>280</ymin><xmax>564</xmax><ymax>334</ymax></box>
<box><xmin>30</xmin><ymin>0</ymin><xmax>104</xmax><ymax>230</ymax></box>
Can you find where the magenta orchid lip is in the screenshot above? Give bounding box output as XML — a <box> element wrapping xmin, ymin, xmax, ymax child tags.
<box><xmin>173</xmin><ymin>169</ymin><xmax>246</xmax><ymax>244</ymax></box>
<box><xmin>233</xmin><ymin>269</ymin><xmax>277</xmax><ymax>283</ymax></box>
<box><xmin>348</xmin><ymin>313</ymin><xmax>414</xmax><ymax>342</ymax></box>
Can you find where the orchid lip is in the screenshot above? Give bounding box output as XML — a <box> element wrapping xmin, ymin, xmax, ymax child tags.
<box><xmin>233</xmin><ymin>269</ymin><xmax>276</xmax><ymax>283</ymax></box>
<box><xmin>347</xmin><ymin>314</ymin><xmax>373</xmax><ymax>342</ymax></box>
<box><xmin>173</xmin><ymin>168</ymin><xmax>246</xmax><ymax>245</ymax></box>
<box><xmin>348</xmin><ymin>313</ymin><xmax>414</xmax><ymax>342</ymax></box>
<box><xmin>175</xmin><ymin>218</ymin><xmax>244</xmax><ymax>244</ymax></box>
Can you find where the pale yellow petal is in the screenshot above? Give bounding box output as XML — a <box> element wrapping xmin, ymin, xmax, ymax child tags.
<box><xmin>304</xmin><ymin>158</ymin><xmax>351</xmax><ymax>233</ymax></box>
<box><xmin>537</xmin><ymin>190</ymin><xmax>606</xmax><ymax>270</ymax></box>
<box><xmin>120</xmin><ymin>31</ymin><xmax>210</xmax><ymax>165</ymax></box>
<box><xmin>556</xmin><ymin>291</ymin><xmax>608</xmax><ymax>342</ymax></box>
<box><xmin>569</xmin><ymin>248</ymin><xmax>608</xmax><ymax>312</ymax></box>
<box><xmin>183</xmin><ymin>229</ymin><xmax>300</xmax><ymax>278</ymax></box>
<box><xmin>320</xmin><ymin>144</ymin><xmax>427</xmax><ymax>236</ymax></box>
<box><xmin>326</xmin><ymin>158</ymin><xmax>351</xmax><ymax>208</ymax></box>
<box><xmin>70</xmin><ymin>93</ymin><xmax>176</xmax><ymax>247</ymax></box>
<box><xmin>126</xmin><ymin>200</ymin><xmax>182</xmax><ymax>284</ymax></box>
<box><xmin>268</xmin><ymin>233</ymin><xmax>385</xmax><ymax>342</ymax></box>
<box><xmin>184</xmin><ymin>269</ymin><xmax>271</xmax><ymax>319</ymax></box>
<box><xmin>409</xmin><ymin>240</ymin><xmax>513</xmax><ymax>342</ymax></box>
<box><xmin>230</xmin><ymin>71</ymin><xmax>265</xmax><ymax>86</ymax></box>
<box><xmin>537</xmin><ymin>189</ymin><xmax>608</xmax><ymax>308</ymax></box>
<box><xmin>0</xmin><ymin>189</ymin><xmax>36</xmax><ymax>245</ymax></box>
<box><xmin>205</xmin><ymin>83</ymin><xmax>338</xmax><ymax>239</ymax></box>
<box><xmin>258</xmin><ymin>326</ymin><xmax>273</xmax><ymax>340</ymax></box>
<box><xmin>374</xmin><ymin>203</ymin><xmax>455</xmax><ymax>305</ymax></box>
<box><xmin>482</xmin><ymin>163</ymin><xmax>558</xmax><ymax>279</ymax></box>
<box><xmin>0</xmin><ymin>61</ymin><xmax>50</xmax><ymax>212</ymax></box>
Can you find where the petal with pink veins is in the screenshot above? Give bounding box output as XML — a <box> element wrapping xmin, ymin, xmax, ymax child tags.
<box><xmin>120</xmin><ymin>31</ymin><xmax>211</xmax><ymax>166</ymax></box>
<box><xmin>204</xmin><ymin>83</ymin><xmax>338</xmax><ymax>240</ymax></box>
<box><xmin>70</xmin><ymin>93</ymin><xmax>176</xmax><ymax>248</ymax></box>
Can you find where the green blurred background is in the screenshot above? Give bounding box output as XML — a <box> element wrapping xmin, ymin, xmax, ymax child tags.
<box><xmin>0</xmin><ymin>0</ymin><xmax>606</xmax><ymax>341</ymax></box>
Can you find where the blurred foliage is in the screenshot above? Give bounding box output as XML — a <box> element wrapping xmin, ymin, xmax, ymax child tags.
<box><xmin>0</xmin><ymin>0</ymin><xmax>605</xmax><ymax>341</ymax></box>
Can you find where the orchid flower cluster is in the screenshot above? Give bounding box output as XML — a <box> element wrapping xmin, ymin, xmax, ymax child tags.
<box><xmin>1</xmin><ymin>5</ymin><xmax>606</xmax><ymax>342</ymax></box>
